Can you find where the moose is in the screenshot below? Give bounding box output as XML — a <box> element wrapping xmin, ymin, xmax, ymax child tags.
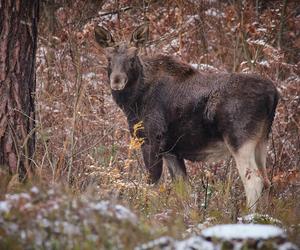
<box><xmin>94</xmin><ymin>24</ymin><xmax>279</xmax><ymax>210</ymax></box>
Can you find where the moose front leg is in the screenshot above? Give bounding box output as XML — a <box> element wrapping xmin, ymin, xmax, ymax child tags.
<box><xmin>163</xmin><ymin>154</ymin><xmax>187</xmax><ymax>180</ymax></box>
<box><xmin>141</xmin><ymin>143</ymin><xmax>163</xmax><ymax>183</ymax></box>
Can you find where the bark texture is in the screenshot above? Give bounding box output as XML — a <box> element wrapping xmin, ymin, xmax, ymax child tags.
<box><xmin>0</xmin><ymin>0</ymin><xmax>39</xmax><ymax>178</ymax></box>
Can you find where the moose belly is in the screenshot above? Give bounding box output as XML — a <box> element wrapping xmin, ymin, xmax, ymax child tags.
<box><xmin>180</xmin><ymin>141</ymin><xmax>231</xmax><ymax>163</ymax></box>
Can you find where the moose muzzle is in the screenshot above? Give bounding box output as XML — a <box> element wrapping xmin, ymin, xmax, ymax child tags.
<box><xmin>110</xmin><ymin>73</ymin><xmax>128</xmax><ymax>90</ymax></box>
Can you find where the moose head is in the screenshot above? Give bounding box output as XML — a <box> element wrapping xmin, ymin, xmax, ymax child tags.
<box><xmin>94</xmin><ymin>24</ymin><xmax>149</xmax><ymax>91</ymax></box>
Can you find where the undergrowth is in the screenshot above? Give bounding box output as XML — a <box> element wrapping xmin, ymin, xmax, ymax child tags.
<box><xmin>1</xmin><ymin>0</ymin><xmax>300</xmax><ymax>248</ymax></box>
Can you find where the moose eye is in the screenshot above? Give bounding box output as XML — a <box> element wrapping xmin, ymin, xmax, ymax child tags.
<box><xmin>130</xmin><ymin>58</ymin><xmax>135</xmax><ymax>67</ymax></box>
<box><xmin>107</xmin><ymin>59</ymin><xmax>111</xmax><ymax>67</ymax></box>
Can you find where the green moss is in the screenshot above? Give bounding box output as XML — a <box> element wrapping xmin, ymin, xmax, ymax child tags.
<box><xmin>221</xmin><ymin>240</ymin><xmax>234</xmax><ymax>250</ymax></box>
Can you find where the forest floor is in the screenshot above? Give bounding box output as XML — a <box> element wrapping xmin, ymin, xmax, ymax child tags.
<box><xmin>0</xmin><ymin>0</ymin><xmax>299</xmax><ymax>249</ymax></box>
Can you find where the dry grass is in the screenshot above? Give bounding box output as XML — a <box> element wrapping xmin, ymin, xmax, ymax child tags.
<box><xmin>1</xmin><ymin>0</ymin><xmax>299</xmax><ymax>248</ymax></box>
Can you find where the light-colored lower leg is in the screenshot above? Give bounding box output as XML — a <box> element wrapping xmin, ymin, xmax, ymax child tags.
<box><xmin>255</xmin><ymin>140</ymin><xmax>272</xmax><ymax>208</ymax></box>
<box><xmin>163</xmin><ymin>154</ymin><xmax>187</xmax><ymax>180</ymax></box>
<box><xmin>231</xmin><ymin>141</ymin><xmax>264</xmax><ymax>211</ymax></box>
<box><xmin>255</xmin><ymin>140</ymin><xmax>271</xmax><ymax>189</ymax></box>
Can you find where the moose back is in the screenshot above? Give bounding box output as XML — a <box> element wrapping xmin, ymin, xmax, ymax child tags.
<box><xmin>94</xmin><ymin>25</ymin><xmax>279</xmax><ymax>210</ymax></box>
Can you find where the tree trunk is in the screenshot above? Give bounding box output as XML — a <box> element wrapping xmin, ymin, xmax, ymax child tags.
<box><xmin>0</xmin><ymin>0</ymin><xmax>39</xmax><ymax>179</ymax></box>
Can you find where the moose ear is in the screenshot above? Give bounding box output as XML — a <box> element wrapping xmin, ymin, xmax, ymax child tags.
<box><xmin>94</xmin><ymin>26</ymin><xmax>115</xmax><ymax>48</ymax></box>
<box><xmin>130</xmin><ymin>23</ymin><xmax>149</xmax><ymax>47</ymax></box>
<box><xmin>127</xmin><ymin>47</ymin><xmax>138</xmax><ymax>57</ymax></box>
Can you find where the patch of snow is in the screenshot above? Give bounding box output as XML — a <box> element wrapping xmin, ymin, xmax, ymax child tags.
<box><xmin>6</xmin><ymin>193</ymin><xmax>31</xmax><ymax>202</ymax></box>
<box><xmin>285</xmin><ymin>75</ymin><xmax>300</xmax><ymax>83</ymax></box>
<box><xmin>278</xmin><ymin>242</ymin><xmax>299</xmax><ymax>250</ymax></box>
<box><xmin>20</xmin><ymin>230</ymin><xmax>26</xmax><ymax>240</ymax></box>
<box><xmin>205</xmin><ymin>8</ymin><xmax>225</xmax><ymax>18</ymax></box>
<box><xmin>30</xmin><ymin>186</ymin><xmax>39</xmax><ymax>194</ymax></box>
<box><xmin>257</xmin><ymin>28</ymin><xmax>267</xmax><ymax>32</ymax></box>
<box><xmin>238</xmin><ymin>213</ymin><xmax>282</xmax><ymax>226</ymax></box>
<box><xmin>114</xmin><ymin>204</ymin><xmax>137</xmax><ymax>222</ymax></box>
<box><xmin>175</xmin><ymin>237</ymin><xmax>214</xmax><ymax>250</ymax></box>
<box><xmin>186</xmin><ymin>15</ymin><xmax>198</xmax><ymax>24</ymax></box>
<box><xmin>247</xmin><ymin>39</ymin><xmax>278</xmax><ymax>55</ymax></box>
<box><xmin>0</xmin><ymin>201</ymin><xmax>11</xmax><ymax>213</ymax></box>
<box><xmin>190</xmin><ymin>63</ymin><xmax>219</xmax><ymax>72</ymax></box>
<box><xmin>201</xmin><ymin>224</ymin><xmax>285</xmax><ymax>240</ymax></box>
<box><xmin>136</xmin><ymin>236</ymin><xmax>215</xmax><ymax>250</ymax></box>
<box><xmin>135</xmin><ymin>236</ymin><xmax>174</xmax><ymax>250</ymax></box>
<box><xmin>80</xmin><ymin>56</ymin><xmax>88</xmax><ymax>63</ymax></box>
<box><xmin>22</xmin><ymin>203</ymin><xmax>33</xmax><ymax>210</ymax></box>
<box><xmin>91</xmin><ymin>201</ymin><xmax>137</xmax><ymax>224</ymax></box>
<box><xmin>83</xmin><ymin>72</ymin><xmax>97</xmax><ymax>81</ymax></box>
<box><xmin>62</xmin><ymin>221</ymin><xmax>80</xmax><ymax>235</ymax></box>
<box><xmin>40</xmin><ymin>218</ymin><xmax>51</xmax><ymax>228</ymax></box>
<box><xmin>7</xmin><ymin>223</ymin><xmax>19</xmax><ymax>233</ymax></box>
<box><xmin>83</xmin><ymin>72</ymin><xmax>99</xmax><ymax>88</ymax></box>
<box><xmin>257</xmin><ymin>60</ymin><xmax>270</xmax><ymax>67</ymax></box>
<box><xmin>197</xmin><ymin>217</ymin><xmax>216</xmax><ymax>231</ymax></box>
<box><xmin>171</xmin><ymin>38</ymin><xmax>179</xmax><ymax>47</ymax></box>
<box><xmin>242</xmin><ymin>67</ymin><xmax>251</xmax><ymax>73</ymax></box>
<box><xmin>247</xmin><ymin>39</ymin><xmax>267</xmax><ymax>46</ymax></box>
<box><xmin>47</xmin><ymin>189</ymin><xmax>55</xmax><ymax>196</ymax></box>
<box><xmin>87</xmin><ymin>234</ymin><xmax>98</xmax><ymax>242</ymax></box>
<box><xmin>34</xmin><ymin>230</ymin><xmax>43</xmax><ymax>246</ymax></box>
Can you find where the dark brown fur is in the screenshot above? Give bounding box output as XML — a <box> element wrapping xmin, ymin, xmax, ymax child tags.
<box><xmin>105</xmin><ymin>46</ymin><xmax>278</xmax><ymax>182</ymax></box>
<box><xmin>94</xmin><ymin>26</ymin><xmax>279</xmax><ymax>211</ymax></box>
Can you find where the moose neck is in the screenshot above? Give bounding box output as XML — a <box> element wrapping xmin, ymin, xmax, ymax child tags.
<box><xmin>111</xmin><ymin>58</ymin><xmax>147</xmax><ymax>117</ymax></box>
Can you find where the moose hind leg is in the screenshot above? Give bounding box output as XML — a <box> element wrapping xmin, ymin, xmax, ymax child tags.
<box><xmin>163</xmin><ymin>154</ymin><xmax>187</xmax><ymax>180</ymax></box>
<box><xmin>255</xmin><ymin>139</ymin><xmax>272</xmax><ymax>208</ymax></box>
<box><xmin>230</xmin><ymin>140</ymin><xmax>264</xmax><ymax>211</ymax></box>
<box><xmin>255</xmin><ymin>139</ymin><xmax>271</xmax><ymax>189</ymax></box>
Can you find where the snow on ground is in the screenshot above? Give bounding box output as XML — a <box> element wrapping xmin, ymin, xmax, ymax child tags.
<box><xmin>0</xmin><ymin>186</ymin><xmax>139</xmax><ymax>247</ymax></box>
<box><xmin>238</xmin><ymin>213</ymin><xmax>282</xmax><ymax>226</ymax></box>
<box><xmin>174</xmin><ymin>237</ymin><xmax>214</xmax><ymax>250</ymax></box>
<box><xmin>190</xmin><ymin>63</ymin><xmax>220</xmax><ymax>72</ymax></box>
<box><xmin>201</xmin><ymin>224</ymin><xmax>285</xmax><ymax>240</ymax></box>
<box><xmin>91</xmin><ymin>200</ymin><xmax>138</xmax><ymax>224</ymax></box>
<box><xmin>205</xmin><ymin>8</ymin><xmax>225</xmax><ymax>18</ymax></box>
<box><xmin>257</xmin><ymin>60</ymin><xmax>270</xmax><ymax>67</ymax></box>
<box><xmin>135</xmin><ymin>236</ymin><xmax>213</xmax><ymax>250</ymax></box>
<box><xmin>0</xmin><ymin>201</ymin><xmax>11</xmax><ymax>213</ymax></box>
<box><xmin>136</xmin><ymin>223</ymin><xmax>299</xmax><ymax>250</ymax></box>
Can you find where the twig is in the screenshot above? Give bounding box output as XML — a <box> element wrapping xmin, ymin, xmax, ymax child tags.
<box><xmin>276</xmin><ymin>0</ymin><xmax>288</xmax><ymax>79</ymax></box>
<box><xmin>99</xmin><ymin>6</ymin><xmax>131</xmax><ymax>17</ymax></box>
<box><xmin>203</xmin><ymin>176</ymin><xmax>209</xmax><ymax>219</ymax></box>
<box><xmin>70</xmin><ymin>125</ymin><xmax>116</xmax><ymax>159</ymax></box>
<box><xmin>67</xmin><ymin>35</ymin><xmax>84</xmax><ymax>185</ymax></box>
<box><xmin>270</xmin><ymin>129</ymin><xmax>277</xmax><ymax>183</ymax></box>
<box><xmin>277</xmin><ymin>0</ymin><xmax>288</xmax><ymax>50</ymax></box>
